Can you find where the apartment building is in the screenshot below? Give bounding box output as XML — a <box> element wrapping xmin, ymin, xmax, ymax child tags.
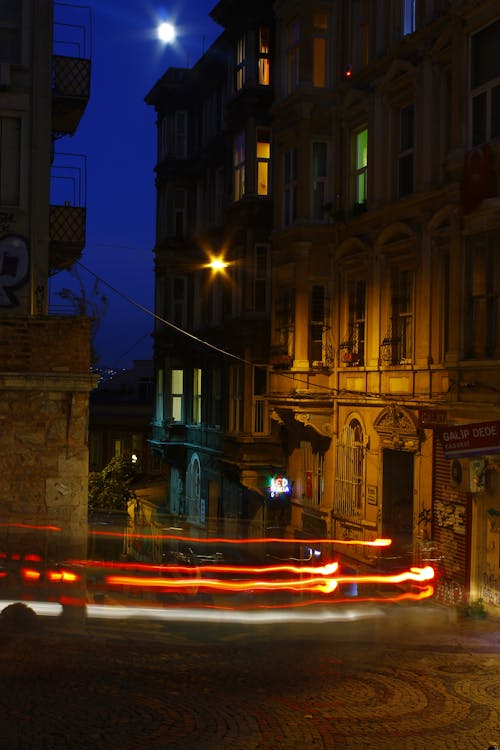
<box><xmin>148</xmin><ymin>0</ymin><xmax>500</xmax><ymax>615</ymax></box>
<box><xmin>0</xmin><ymin>1</ymin><xmax>94</xmax><ymax>565</ymax></box>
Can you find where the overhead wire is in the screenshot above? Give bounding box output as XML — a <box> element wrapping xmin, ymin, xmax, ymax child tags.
<box><xmin>76</xmin><ymin>261</ymin><xmax>450</xmax><ymax>406</ymax></box>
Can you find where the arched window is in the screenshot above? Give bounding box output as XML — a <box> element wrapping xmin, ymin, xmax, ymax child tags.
<box><xmin>334</xmin><ymin>419</ymin><xmax>365</xmax><ymax>517</ymax></box>
<box><xmin>186</xmin><ymin>454</ymin><xmax>201</xmax><ymax>505</ymax></box>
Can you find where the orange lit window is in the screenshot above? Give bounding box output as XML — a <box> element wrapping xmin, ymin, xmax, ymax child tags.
<box><xmin>313</xmin><ymin>12</ymin><xmax>328</xmax><ymax>88</ymax></box>
<box><xmin>235</xmin><ymin>35</ymin><xmax>246</xmax><ymax>91</ymax></box>
<box><xmin>258</xmin><ymin>27</ymin><xmax>270</xmax><ymax>85</ymax></box>
<box><xmin>256</xmin><ymin>127</ymin><xmax>271</xmax><ymax>196</ymax></box>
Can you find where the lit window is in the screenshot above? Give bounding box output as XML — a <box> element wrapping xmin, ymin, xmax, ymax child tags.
<box><xmin>312</xmin><ymin>142</ymin><xmax>327</xmax><ymax>219</ymax></box>
<box><xmin>285</xmin><ymin>20</ymin><xmax>299</xmax><ymax>94</ymax></box>
<box><xmin>342</xmin><ymin>280</ymin><xmax>366</xmax><ymax>366</ymax></box>
<box><xmin>256</xmin><ymin>127</ymin><xmax>271</xmax><ymax>196</ymax></box>
<box><xmin>234</xmin><ymin>131</ymin><xmax>245</xmax><ymax>201</ymax></box>
<box><xmin>284</xmin><ymin>148</ymin><xmax>298</xmax><ymax>225</ymax></box>
<box><xmin>171</xmin><ymin>369</ymin><xmax>184</xmax><ymax>422</ymax></box>
<box><xmin>470</xmin><ymin>20</ymin><xmax>500</xmax><ymax>146</ymax></box>
<box><xmin>313</xmin><ymin>12</ymin><xmax>328</xmax><ymax>87</ymax></box>
<box><xmin>258</xmin><ymin>27</ymin><xmax>270</xmax><ymax>86</ymax></box>
<box><xmin>192</xmin><ymin>369</ymin><xmax>202</xmax><ymax>424</ymax></box>
<box><xmin>398</xmin><ymin>104</ymin><xmax>414</xmax><ymax>197</ymax></box>
<box><xmin>235</xmin><ymin>35</ymin><xmax>246</xmax><ymax>91</ymax></box>
<box><xmin>301</xmin><ymin>441</ymin><xmax>324</xmax><ymax>505</ymax></box>
<box><xmin>352</xmin><ymin>127</ymin><xmax>368</xmax><ymax>206</ymax></box>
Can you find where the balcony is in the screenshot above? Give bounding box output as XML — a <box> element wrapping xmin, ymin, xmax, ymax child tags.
<box><xmin>49</xmin><ymin>204</ymin><xmax>86</xmax><ymax>271</ymax></box>
<box><xmin>51</xmin><ymin>3</ymin><xmax>91</xmax><ymax>136</ymax></box>
<box><xmin>49</xmin><ymin>153</ymin><xmax>86</xmax><ymax>272</ymax></box>
<box><xmin>52</xmin><ymin>55</ymin><xmax>91</xmax><ymax>135</ymax></box>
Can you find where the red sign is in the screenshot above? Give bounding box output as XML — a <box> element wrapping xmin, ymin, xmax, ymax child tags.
<box><xmin>439</xmin><ymin>420</ymin><xmax>500</xmax><ymax>458</ymax></box>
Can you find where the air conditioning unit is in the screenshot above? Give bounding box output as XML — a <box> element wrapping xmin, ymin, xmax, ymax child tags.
<box><xmin>450</xmin><ymin>458</ymin><xmax>485</xmax><ymax>493</ymax></box>
<box><xmin>0</xmin><ymin>63</ymin><xmax>11</xmax><ymax>88</ymax></box>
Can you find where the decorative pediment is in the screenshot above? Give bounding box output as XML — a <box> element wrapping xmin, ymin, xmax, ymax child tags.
<box><xmin>374</xmin><ymin>405</ymin><xmax>420</xmax><ymax>450</ymax></box>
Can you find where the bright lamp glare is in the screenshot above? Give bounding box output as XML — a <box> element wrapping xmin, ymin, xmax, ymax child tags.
<box><xmin>158</xmin><ymin>21</ymin><xmax>176</xmax><ymax>43</ymax></box>
<box><xmin>209</xmin><ymin>258</ymin><xmax>228</xmax><ymax>272</ymax></box>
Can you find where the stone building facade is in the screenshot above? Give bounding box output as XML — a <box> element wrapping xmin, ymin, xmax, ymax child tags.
<box><xmin>0</xmin><ymin>1</ymin><xmax>94</xmax><ymax>568</ymax></box>
<box><xmin>148</xmin><ymin>0</ymin><xmax>500</xmax><ymax>615</ymax></box>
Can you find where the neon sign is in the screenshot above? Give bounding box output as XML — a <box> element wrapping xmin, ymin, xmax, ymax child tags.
<box><xmin>269</xmin><ymin>475</ymin><xmax>291</xmax><ymax>498</ymax></box>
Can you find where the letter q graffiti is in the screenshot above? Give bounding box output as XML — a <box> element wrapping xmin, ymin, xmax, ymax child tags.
<box><xmin>0</xmin><ymin>235</ymin><xmax>29</xmax><ymax>307</ymax></box>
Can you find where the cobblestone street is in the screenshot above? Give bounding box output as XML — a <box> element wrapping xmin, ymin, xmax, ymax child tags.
<box><xmin>0</xmin><ymin>602</ymin><xmax>498</xmax><ymax>750</ymax></box>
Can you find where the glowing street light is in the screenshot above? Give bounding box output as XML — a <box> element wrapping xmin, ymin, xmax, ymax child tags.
<box><xmin>157</xmin><ymin>21</ymin><xmax>176</xmax><ymax>44</ymax></box>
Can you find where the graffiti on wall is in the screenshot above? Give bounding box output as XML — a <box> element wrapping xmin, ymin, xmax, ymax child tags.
<box><xmin>436</xmin><ymin>576</ymin><xmax>466</xmax><ymax>605</ymax></box>
<box><xmin>434</xmin><ymin>498</ymin><xmax>466</xmax><ymax>534</ymax></box>
<box><xmin>0</xmin><ymin>235</ymin><xmax>29</xmax><ymax>308</ymax></box>
<box><xmin>481</xmin><ymin>571</ymin><xmax>500</xmax><ymax>607</ymax></box>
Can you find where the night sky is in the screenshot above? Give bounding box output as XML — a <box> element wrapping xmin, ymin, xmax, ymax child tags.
<box><xmin>49</xmin><ymin>0</ymin><xmax>221</xmax><ymax>369</ymax></box>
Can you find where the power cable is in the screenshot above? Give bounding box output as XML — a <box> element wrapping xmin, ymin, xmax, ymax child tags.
<box><xmin>76</xmin><ymin>261</ymin><xmax>450</xmax><ymax>407</ymax></box>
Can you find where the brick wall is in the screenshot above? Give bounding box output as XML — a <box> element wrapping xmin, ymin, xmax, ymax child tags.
<box><xmin>0</xmin><ymin>316</ymin><xmax>91</xmax><ymax>373</ymax></box>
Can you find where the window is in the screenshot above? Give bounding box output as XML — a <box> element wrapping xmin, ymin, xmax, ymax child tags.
<box><xmin>465</xmin><ymin>233</ymin><xmax>500</xmax><ymax>359</ymax></box>
<box><xmin>284</xmin><ymin>148</ymin><xmax>298</xmax><ymax>225</ymax></box>
<box><xmin>402</xmin><ymin>0</ymin><xmax>416</xmax><ymax>36</ymax></box>
<box><xmin>0</xmin><ymin>1</ymin><xmax>21</xmax><ymax>63</ymax></box>
<box><xmin>170</xmin><ymin>369</ymin><xmax>184</xmax><ymax>422</ymax></box>
<box><xmin>301</xmin><ymin>442</ymin><xmax>324</xmax><ymax>505</ymax></box>
<box><xmin>352</xmin><ymin>127</ymin><xmax>367</xmax><ymax>207</ymax></box>
<box><xmin>275</xmin><ymin>286</ymin><xmax>295</xmax><ymax>357</ymax></box>
<box><xmin>155</xmin><ymin>368</ymin><xmax>164</xmax><ymax>424</ymax></box>
<box><xmin>342</xmin><ymin>280</ymin><xmax>366</xmax><ymax>365</ymax></box>
<box><xmin>398</xmin><ymin>104</ymin><xmax>414</xmax><ymax>197</ymax></box>
<box><xmin>165</xmin><ymin>276</ymin><xmax>187</xmax><ymax>329</ymax></box>
<box><xmin>160</xmin><ymin>111</ymin><xmax>187</xmax><ymax>159</ymax></box>
<box><xmin>470</xmin><ymin>20</ymin><xmax>500</xmax><ymax>146</ymax></box>
<box><xmin>384</xmin><ymin>268</ymin><xmax>413</xmax><ymax>364</ymax></box>
<box><xmin>254</xmin><ymin>244</ymin><xmax>270</xmax><ymax>313</ymax></box>
<box><xmin>208</xmin><ymin>368</ymin><xmax>221</xmax><ymax>427</ymax></box>
<box><xmin>235</xmin><ymin>35</ymin><xmax>246</xmax><ymax>91</ymax></box>
<box><xmin>312</xmin><ymin>142</ymin><xmax>327</xmax><ymax>220</ymax></box>
<box><xmin>285</xmin><ymin>20</ymin><xmax>299</xmax><ymax>94</ymax></box>
<box><xmin>313</xmin><ymin>12</ymin><xmax>328</xmax><ymax>87</ymax></box>
<box><xmin>186</xmin><ymin>454</ymin><xmax>201</xmax><ymax>507</ymax></box>
<box><xmin>192</xmin><ymin>368</ymin><xmax>202</xmax><ymax>424</ymax></box>
<box><xmin>233</xmin><ymin>131</ymin><xmax>245</xmax><ymax>201</ymax></box>
<box><xmin>258</xmin><ymin>27</ymin><xmax>270</xmax><ymax>85</ymax></box>
<box><xmin>0</xmin><ymin>116</ymin><xmax>20</xmax><ymax>205</ymax></box>
<box><xmin>256</xmin><ymin>128</ymin><xmax>271</xmax><ymax>196</ymax></box>
<box><xmin>252</xmin><ymin>367</ymin><xmax>268</xmax><ymax>434</ymax></box>
<box><xmin>228</xmin><ymin>365</ymin><xmax>242</xmax><ymax>433</ymax></box>
<box><xmin>173</xmin><ymin>188</ymin><xmax>186</xmax><ymax>238</ymax></box>
<box><xmin>310</xmin><ymin>284</ymin><xmax>326</xmax><ymax>363</ymax></box>
<box><xmin>334</xmin><ymin>420</ymin><xmax>365</xmax><ymax>517</ymax></box>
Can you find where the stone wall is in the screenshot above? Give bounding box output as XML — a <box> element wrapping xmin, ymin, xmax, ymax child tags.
<box><xmin>0</xmin><ymin>315</ymin><xmax>97</xmax><ymax>561</ymax></box>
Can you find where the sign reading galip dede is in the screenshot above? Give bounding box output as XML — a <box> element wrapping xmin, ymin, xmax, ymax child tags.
<box><xmin>439</xmin><ymin>420</ymin><xmax>500</xmax><ymax>458</ymax></box>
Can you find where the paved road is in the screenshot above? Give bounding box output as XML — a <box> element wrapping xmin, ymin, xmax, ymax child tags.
<box><xmin>0</xmin><ymin>601</ymin><xmax>498</xmax><ymax>750</ymax></box>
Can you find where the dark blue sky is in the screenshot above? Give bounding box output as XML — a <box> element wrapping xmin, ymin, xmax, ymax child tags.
<box><xmin>49</xmin><ymin>0</ymin><xmax>221</xmax><ymax>369</ymax></box>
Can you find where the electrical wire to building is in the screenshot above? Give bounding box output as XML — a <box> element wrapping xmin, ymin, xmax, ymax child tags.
<box><xmin>76</xmin><ymin>261</ymin><xmax>451</xmax><ymax>407</ymax></box>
